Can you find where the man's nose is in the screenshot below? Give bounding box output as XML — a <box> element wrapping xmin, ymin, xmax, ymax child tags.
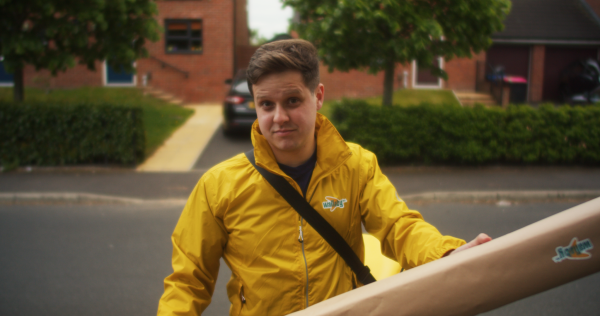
<box><xmin>273</xmin><ymin>104</ymin><xmax>289</xmax><ymax>124</ymax></box>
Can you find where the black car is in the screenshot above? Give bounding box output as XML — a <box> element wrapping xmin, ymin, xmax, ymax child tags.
<box><xmin>559</xmin><ymin>59</ymin><xmax>600</xmax><ymax>104</ymax></box>
<box><xmin>222</xmin><ymin>74</ymin><xmax>256</xmax><ymax>135</ymax></box>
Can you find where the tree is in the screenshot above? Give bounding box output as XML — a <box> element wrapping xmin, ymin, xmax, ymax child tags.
<box><xmin>0</xmin><ymin>0</ymin><xmax>160</xmax><ymax>102</ymax></box>
<box><xmin>283</xmin><ymin>0</ymin><xmax>511</xmax><ymax>106</ymax></box>
<box><xmin>250</xmin><ymin>28</ymin><xmax>269</xmax><ymax>46</ymax></box>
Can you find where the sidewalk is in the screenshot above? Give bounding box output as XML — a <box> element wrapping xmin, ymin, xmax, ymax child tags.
<box><xmin>137</xmin><ymin>104</ymin><xmax>222</xmax><ymax>172</ymax></box>
<box><xmin>2</xmin><ymin>166</ymin><xmax>600</xmax><ymax>204</ymax></box>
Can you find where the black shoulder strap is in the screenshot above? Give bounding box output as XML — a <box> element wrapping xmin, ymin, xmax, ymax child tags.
<box><xmin>245</xmin><ymin>149</ymin><xmax>376</xmax><ymax>285</ymax></box>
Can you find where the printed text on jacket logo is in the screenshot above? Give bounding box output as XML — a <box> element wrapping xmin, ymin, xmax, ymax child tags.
<box><xmin>322</xmin><ymin>196</ymin><xmax>348</xmax><ymax>212</ymax></box>
<box><xmin>552</xmin><ymin>237</ymin><xmax>594</xmax><ymax>263</ymax></box>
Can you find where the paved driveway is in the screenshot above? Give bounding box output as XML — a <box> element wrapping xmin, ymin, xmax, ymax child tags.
<box><xmin>193</xmin><ymin>126</ymin><xmax>253</xmax><ymax>171</ymax></box>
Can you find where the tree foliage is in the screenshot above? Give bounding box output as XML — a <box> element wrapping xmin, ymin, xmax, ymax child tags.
<box><xmin>250</xmin><ymin>28</ymin><xmax>269</xmax><ymax>46</ymax></box>
<box><xmin>284</xmin><ymin>0</ymin><xmax>511</xmax><ymax>106</ymax></box>
<box><xmin>0</xmin><ymin>0</ymin><xmax>160</xmax><ymax>101</ymax></box>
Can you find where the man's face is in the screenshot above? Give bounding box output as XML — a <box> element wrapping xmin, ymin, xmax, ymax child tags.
<box><xmin>253</xmin><ymin>71</ymin><xmax>324</xmax><ymax>161</ymax></box>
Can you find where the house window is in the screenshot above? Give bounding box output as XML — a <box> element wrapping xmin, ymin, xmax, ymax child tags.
<box><xmin>103</xmin><ymin>61</ymin><xmax>136</xmax><ymax>86</ymax></box>
<box><xmin>165</xmin><ymin>19</ymin><xmax>203</xmax><ymax>54</ymax></box>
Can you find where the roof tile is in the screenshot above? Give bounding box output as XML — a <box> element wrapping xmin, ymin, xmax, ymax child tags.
<box><xmin>492</xmin><ymin>0</ymin><xmax>600</xmax><ymax>41</ymax></box>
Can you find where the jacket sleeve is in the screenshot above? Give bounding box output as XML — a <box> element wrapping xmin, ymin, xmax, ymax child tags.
<box><xmin>359</xmin><ymin>152</ymin><xmax>465</xmax><ymax>270</ymax></box>
<box><xmin>157</xmin><ymin>174</ymin><xmax>228</xmax><ymax>315</ymax></box>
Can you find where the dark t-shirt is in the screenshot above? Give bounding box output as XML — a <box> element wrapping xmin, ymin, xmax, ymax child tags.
<box><xmin>278</xmin><ymin>149</ymin><xmax>317</xmax><ymax>198</ymax></box>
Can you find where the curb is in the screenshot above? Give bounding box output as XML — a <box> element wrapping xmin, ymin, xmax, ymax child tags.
<box><xmin>402</xmin><ymin>190</ymin><xmax>600</xmax><ymax>203</ymax></box>
<box><xmin>0</xmin><ymin>192</ymin><xmax>187</xmax><ymax>206</ymax></box>
<box><xmin>1</xmin><ymin>190</ymin><xmax>599</xmax><ymax>205</ymax></box>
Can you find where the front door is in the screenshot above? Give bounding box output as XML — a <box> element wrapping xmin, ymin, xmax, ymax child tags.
<box><xmin>413</xmin><ymin>58</ymin><xmax>443</xmax><ymax>88</ymax></box>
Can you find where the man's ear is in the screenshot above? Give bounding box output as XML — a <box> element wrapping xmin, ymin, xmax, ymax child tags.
<box><xmin>315</xmin><ymin>83</ymin><xmax>325</xmax><ymax>111</ymax></box>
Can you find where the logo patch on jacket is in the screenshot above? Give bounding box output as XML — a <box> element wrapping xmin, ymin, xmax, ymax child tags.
<box><xmin>552</xmin><ymin>237</ymin><xmax>594</xmax><ymax>263</ymax></box>
<box><xmin>322</xmin><ymin>196</ymin><xmax>347</xmax><ymax>212</ymax></box>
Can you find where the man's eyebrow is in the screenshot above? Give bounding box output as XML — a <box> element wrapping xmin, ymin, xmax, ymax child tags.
<box><xmin>255</xmin><ymin>89</ymin><xmax>303</xmax><ymax>100</ymax></box>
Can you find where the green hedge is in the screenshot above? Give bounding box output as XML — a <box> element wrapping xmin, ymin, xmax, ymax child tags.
<box><xmin>331</xmin><ymin>100</ymin><xmax>600</xmax><ymax>165</ymax></box>
<box><xmin>0</xmin><ymin>102</ymin><xmax>145</xmax><ymax>168</ymax></box>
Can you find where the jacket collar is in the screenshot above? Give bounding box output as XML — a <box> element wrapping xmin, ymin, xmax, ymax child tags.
<box><xmin>251</xmin><ymin>113</ymin><xmax>352</xmax><ymax>179</ymax></box>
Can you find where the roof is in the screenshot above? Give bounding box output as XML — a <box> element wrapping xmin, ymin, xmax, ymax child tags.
<box><xmin>492</xmin><ymin>0</ymin><xmax>600</xmax><ymax>43</ymax></box>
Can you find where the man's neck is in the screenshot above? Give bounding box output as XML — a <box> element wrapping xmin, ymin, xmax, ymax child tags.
<box><xmin>271</xmin><ymin>140</ymin><xmax>316</xmax><ymax>168</ymax></box>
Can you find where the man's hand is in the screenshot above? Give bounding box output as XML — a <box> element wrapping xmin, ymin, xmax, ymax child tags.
<box><xmin>449</xmin><ymin>233</ymin><xmax>492</xmax><ymax>256</ymax></box>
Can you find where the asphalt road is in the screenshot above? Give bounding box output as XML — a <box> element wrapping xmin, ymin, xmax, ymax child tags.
<box><xmin>194</xmin><ymin>126</ymin><xmax>253</xmax><ymax>171</ymax></box>
<box><xmin>1</xmin><ymin>201</ymin><xmax>598</xmax><ymax>316</ymax></box>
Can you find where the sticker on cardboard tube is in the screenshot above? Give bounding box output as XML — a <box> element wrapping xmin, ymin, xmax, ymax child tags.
<box><xmin>552</xmin><ymin>237</ymin><xmax>594</xmax><ymax>263</ymax></box>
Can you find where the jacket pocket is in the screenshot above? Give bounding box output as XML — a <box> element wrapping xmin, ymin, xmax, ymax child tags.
<box><xmin>233</xmin><ymin>284</ymin><xmax>246</xmax><ymax>316</ymax></box>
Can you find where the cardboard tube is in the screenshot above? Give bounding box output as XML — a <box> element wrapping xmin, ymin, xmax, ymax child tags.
<box><xmin>288</xmin><ymin>197</ymin><xmax>600</xmax><ymax>316</ymax></box>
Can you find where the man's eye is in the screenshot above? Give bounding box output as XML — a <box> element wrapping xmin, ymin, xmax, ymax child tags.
<box><xmin>288</xmin><ymin>97</ymin><xmax>300</xmax><ymax>104</ymax></box>
<box><xmin>260</xmin><ymin>101</ymin><xmax>273</xmax><ymax>107</ymax></box>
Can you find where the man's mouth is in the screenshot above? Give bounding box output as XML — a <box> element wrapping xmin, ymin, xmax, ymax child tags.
<box><xmin>273</xmin><ymin>128</ymin><xmax>295</xmax><ymax>136</ymax></box>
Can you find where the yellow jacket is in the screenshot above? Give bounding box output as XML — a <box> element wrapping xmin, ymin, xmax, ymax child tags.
<box><xmin>158</xmin><ymin>114</ymin><xmax>465</xmax><ymax>316</ymax></box>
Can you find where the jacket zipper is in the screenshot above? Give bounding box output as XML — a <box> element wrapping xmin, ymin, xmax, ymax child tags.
<box><xmin>298</xmin><ymin>184</ymin><xmax>319</xmax><ymax>308</ymax></box>
<box><xmin>298</xmin><ymin>218</ymin><xmax>309</xmax><ymax>308</ymax></box>
<box><xmin>298</xmin><ymin>184</ymin><xmax>320</xmax><ymax>309</ymax></box>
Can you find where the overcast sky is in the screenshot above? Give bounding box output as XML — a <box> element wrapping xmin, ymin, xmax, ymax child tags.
<box><xmin>248</xmin><ymin>0</ymin><xmax>294</xmax><ymax>40</ymax></box>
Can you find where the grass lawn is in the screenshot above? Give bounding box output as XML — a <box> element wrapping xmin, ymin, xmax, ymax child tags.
<box><xmin>0</xmin><ymin>87</ymin><xmax>194</xmax><ymax>158</ymax></box>
<box><xmin>320</xmin><ymin>89</ymin><xmax>460</xmax><ymax>118</ymax></box>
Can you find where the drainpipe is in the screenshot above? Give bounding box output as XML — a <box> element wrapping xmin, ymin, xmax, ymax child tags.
<box><xmin>233</xmin><ymin>0</ymin><xmax>237</xmax><ymax>75</ymax></box>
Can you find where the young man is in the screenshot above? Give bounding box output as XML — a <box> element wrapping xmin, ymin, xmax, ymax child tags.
<box><xmin>157</xmin><ymin>39</ymin><xmax>490</xmax><ymax>316</ymax></box>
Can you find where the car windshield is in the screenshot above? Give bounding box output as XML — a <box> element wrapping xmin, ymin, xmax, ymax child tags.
<box><xmin>232</xmin><ymin>80</ymin><xmax>251</xmax><ymax>95</ymax></box>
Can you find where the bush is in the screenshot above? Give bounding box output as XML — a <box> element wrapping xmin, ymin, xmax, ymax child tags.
<box><xmin>0</xmin><ymin>102</ymin><xmax>145</xmax><ymax>168</ymax></box>
<box><xmin>330</xmin><ymin>100</ymin><xmax>600</xmax><ymax>165</ymax></box>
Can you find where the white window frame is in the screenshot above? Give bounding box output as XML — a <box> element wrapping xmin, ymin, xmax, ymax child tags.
<box><xmin>103</xmin><ymin>60</ymin><xmax>137</xmax><ymax>87</ymax></box>
<box><xmin>411</xmin><ymin>57</ymin><xmax>444</xmax><ymax>89</ymax></box>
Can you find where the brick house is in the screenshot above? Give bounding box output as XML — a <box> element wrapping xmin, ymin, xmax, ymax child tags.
<box><xmin>0</xmin><ymin>0</ymin><xmax>251</xmax><ymax>104</ymax></box>
<box><xmin>2</xmin><ymin>0</ymin><xmax>599</xmax><ymax>104</ymax></box>
<box><xmin>305</xmin><ymin>0</ymin><xmax>600</xmax><ymax>104</ymax></box>
<box><xmin>418</xmin><ymin>0</ymin><xmax>600</xmax><ymax>104</ymax></box>
<box><xmin>481</xmin><ymin>0</ymin><xmax>600</xmax><ymax>104</ymax></box>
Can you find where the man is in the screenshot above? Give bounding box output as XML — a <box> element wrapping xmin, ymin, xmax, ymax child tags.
<box><xmin>157</xmin><ymin>39</ymin><xmax>491</xmax><ymax>316</ymax></box>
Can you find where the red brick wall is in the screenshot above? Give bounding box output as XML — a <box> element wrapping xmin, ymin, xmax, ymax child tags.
<box><xmin>236</xmin><ymin>45</ymin><xmax>258</xmax><ymax>71</ymax></box>
<box><xmin>529</xmin><ymin>45</ymin><xmax>546</xmax><ymax>103</ymax></box>
<box><xmin>235</xmin><ymin>0</ymin><xmax>249</xmax><ymax>47</ymax></box>
<box><xmin>138</xmin><ymin>0</ymin><xmax>235</xmax><ymax>103</ymax></box>
<box><xmin>320</xmin><ymin>64</ymin><xmax>409</xmax><ymax>101</ymax></box>
<box><xmin>24</xmin><ymin>61</ymin><xmax>103</xmax><ymax>89</ymax></box>
<box><xmin>444</xmin><ymin>52</ymin><xmax>484</xmax><ymax>91</ymax></box>
<box><xmin>321</xmin><ymin>54</ymin><xmax>482</xmax><ymax>100</ymax></box>
<box><xmin>234</xmin><ymin>0</ymin><xmax>250</xmax><ymax>71</ymax></box>
<box><xmin>288</xmin><ymin>31</ymin><xmax>408</xmax><ymax>100</ymax></box>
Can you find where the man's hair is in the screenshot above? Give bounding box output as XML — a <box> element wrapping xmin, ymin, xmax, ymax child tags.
<box><xmin>246</xmin><ymin>39</ymin><xmax>320</xmax><ymax>96</ymax></box>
